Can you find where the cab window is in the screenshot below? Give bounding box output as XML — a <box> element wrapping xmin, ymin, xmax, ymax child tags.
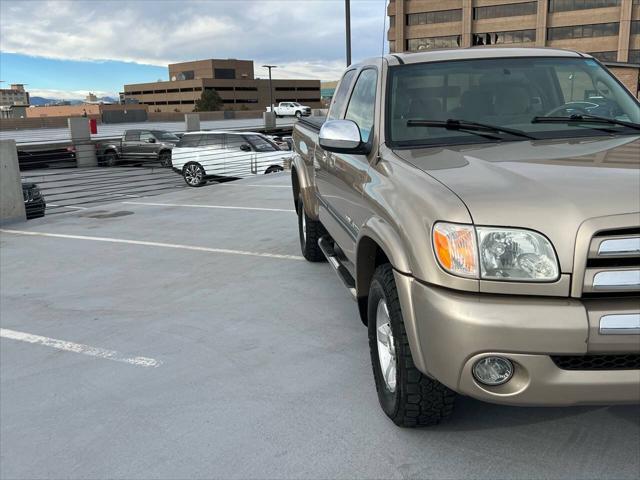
<box><xmin>125</xmin><ymin>131</ymin><xmax>140</xmax><ymax>141</ymax></box>
<box><xmin>139</xmin><ymin>131</ymin><xmax>154</xmax><ymax>142</ymax></box>
<box><xmin>344</xmin><ymin>69</ymin><xmax>378</xmax><ymax>142</ymax></box>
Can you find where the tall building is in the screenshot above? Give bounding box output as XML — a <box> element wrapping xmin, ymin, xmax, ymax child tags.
<box><xmin>387</xmin><ymin>0</ymin><xmax>640</xmax><ymax>93</ymax></box>
<box><xmin>123</xmin><ymin>59</ymin><xmax>322</xmax><ymax>112</ymax></box>
<box><xmin>0</xmin><ymin>84</ymin><xmax>30</xmax><ymax>107</ymax></box>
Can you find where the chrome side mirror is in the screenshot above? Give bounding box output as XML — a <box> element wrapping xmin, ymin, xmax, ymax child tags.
<box><xmin>319</xmin><ymin>120</ymin><xmax>367</xmax><ymax>154</ymax></box>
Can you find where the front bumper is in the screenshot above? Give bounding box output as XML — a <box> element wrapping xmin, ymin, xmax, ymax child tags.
<box><xmin>393</xmin><ymin>271</ymin><xmax>640</xmax><ymax>406</ymax></box>
<box><xmin>25</xmin><ymin>198</ymin><xmax>46</xmax><ymax>219</ymax></box>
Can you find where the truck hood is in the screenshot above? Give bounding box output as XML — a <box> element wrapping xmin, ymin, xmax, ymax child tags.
<box><xmin>394</xmin><ymin>136</ymin><xmax>640</xmax><ymax>272</ymax></box>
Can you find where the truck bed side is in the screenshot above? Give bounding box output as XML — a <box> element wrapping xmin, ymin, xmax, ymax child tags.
<box><xmin>291</xmin><ymin>116</ymin><xmax>325</xmax><ymax>219</ymax></box>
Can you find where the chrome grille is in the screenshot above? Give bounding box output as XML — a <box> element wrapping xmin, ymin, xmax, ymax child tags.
<box><xmin>582</xmin><ymin>229</ymin><xmax>640</xmax><ymax>296</ymax></box>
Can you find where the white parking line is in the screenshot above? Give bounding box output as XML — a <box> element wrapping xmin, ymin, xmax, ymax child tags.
<box><xmin>47</xmin><ymin>204</ymin><xmax>88</xmax><ymax>210</ymax></box>
<box><xmin>0</xmin><ymin>328</ymin><xmax>162</xmax><ymax>368</ymax></box>
<box><xmin>122</xmin><ymin>201</ymin><xmax>294</xmax><ymax>213</ymax></box>
<box><xmin>0</xmin><ymin>229</ymin><xmax>304</xmax><ymax>261</ymax></box>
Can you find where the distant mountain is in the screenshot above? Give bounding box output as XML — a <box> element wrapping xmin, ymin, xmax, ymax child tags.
<box><xmin>29</xmin><ymin>96</ymin><xmax>118</xmax><ymax>106</ymax></box>
<box><xmin>29</xmin><ymin>97</ymin><xmax>59</xmax><ymax>106</ymax></box>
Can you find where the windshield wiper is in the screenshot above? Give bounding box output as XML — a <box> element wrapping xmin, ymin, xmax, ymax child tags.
<box><xmin>532</xmin><ymin>114</ymin><xmax>640</xmax><ymax>130</ymax></box>
<box><xmin>407</xmin><ymin>119</ymin><xmax>536</xmax><ymax>140</ymax></box>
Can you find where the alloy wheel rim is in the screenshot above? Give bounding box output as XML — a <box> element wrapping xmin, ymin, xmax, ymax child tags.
<box><xmin>376</xmin><ymin>299</ymin><xmax>397</xmax><ymax>393</ymax></box>
<box><xmin>185</xmin><ymin>165</ymin><xmax>202</xmax><ymax>185</ymax></box>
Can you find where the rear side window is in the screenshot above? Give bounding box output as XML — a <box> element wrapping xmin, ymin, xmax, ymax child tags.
<box><xmin>344</xmin><ymin>69</ymin><xmax>378</xmax><ymax>142</ymax></box>
<box><xmin>125</xmin><ymin>131</ymin><xmax>140</xmax><ymax>141</ymax></box>
<box><xmin>244</xmin><ymin>135</ymin><xmax>277</xmax><ymax>152</ymax></box>
<box><xmin>198</xmin><ymin>134</ymin><xmax>224</xmax><ymax>148</ymax></box>
<box><xmin>175</xmin><ymin>134</ymin><xmax>202</xmax><ymax>147</ymax></box>
<box><xmin>327</xmin><ymin>69</ymin><xmax>357</xmax><ymax>120</ymax></box>
<box><xmin>225</xmin><ymin>134</ymin><xmax>247</xmax><ymax>150</ymax></box>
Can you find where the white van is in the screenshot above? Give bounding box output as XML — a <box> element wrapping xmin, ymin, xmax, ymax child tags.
<box><xmin>171</xmin><ymin>131</ymin><xmax>291</xmax><ymax>187</ymax></box>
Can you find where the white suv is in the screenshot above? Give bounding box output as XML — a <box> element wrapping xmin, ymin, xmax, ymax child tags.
<box><xmin>171</xmin><ymin>131</ymin><xmax>291</xmax><ymax>187</ymax></box>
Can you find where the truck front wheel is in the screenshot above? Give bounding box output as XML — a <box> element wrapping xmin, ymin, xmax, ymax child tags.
<box><xmin>297</xmin><ymin>195</ymin><xmax>326</xmax><ymax>262</ymax></box>
<box><xmin>368</xmin><ymin>264</ymin><xmax>455</xmax><ymax>427</ymax></box>
<box><xmin>295</xmin><ymin>111</ymin><xmax>302</xmax><ymax>119</ymax></box>
<box><xmin>102</xmin><ymin>151</ymin><xmax>117</xmax><ymax>167</ymax></box>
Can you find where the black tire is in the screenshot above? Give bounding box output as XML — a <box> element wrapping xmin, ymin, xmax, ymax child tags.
<box><xmin>265</xmin><ymin>165</ymin><xmax>284</xmax><ymax>174</ymax></box>
<box><xmin>102</xmin><ymin>151</ymin><xmax>117</xmax><ymax>167</ymax></box>
<box><xmin>159</xmin><ymin>151</ymin><xmax>172</xmax><ymax>167</ymax></box>
<box><xmin>295</xmin><ymin>111</ymin><xmax>302</xmax><ymax>119</ymax></box>
<box><xmin>368</xmin><ymin>264</ymin><xmax>455</xmax><ymax>427</ymax></box>
<box><xmin>297</xmin><ymin>195</ymin><xmax>326</xmax><ymax>262</ymax></box>
<box><xmin>183</xmin><ymin>162</ymin><xmax>206</xmax><ymax>187</ymax></box>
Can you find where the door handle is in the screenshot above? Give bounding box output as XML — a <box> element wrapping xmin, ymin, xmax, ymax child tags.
<box><xmin>323</xmin><ymin>152</ymin><xmax>335</xmax><ymax>168</ymax></box>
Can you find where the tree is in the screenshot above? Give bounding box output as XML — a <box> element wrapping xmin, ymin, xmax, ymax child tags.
<box><xmin>194</xmin><ymin>89</ymin><xmax>223</xmax><ymax>112</ymax></box>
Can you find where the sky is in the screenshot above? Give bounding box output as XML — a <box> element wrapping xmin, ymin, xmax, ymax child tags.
<box><xmin>0</xmin><ymin>0</ymin><xmax>389</xmax><ymax>99</ymax></box>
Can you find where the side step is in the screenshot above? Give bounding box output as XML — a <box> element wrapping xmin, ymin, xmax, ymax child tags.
<box><xmin>318</xmin><ymin>236</ymin><xmax>357</xmax><ymax>300</ymax></box>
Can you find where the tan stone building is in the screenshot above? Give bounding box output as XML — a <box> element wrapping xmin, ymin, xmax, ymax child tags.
<box><xmin>25</xmin><ymin>103</ymin><xmax>148</xmax><ymax>119</ymax></box>
<box><xmin>0</xmin><ymin>84</ymin><xmax>30</xmax><ymax>107</ymax></box>
<box><xmin>388</xmin><ymin>0</ymin><xmax>640</xmax><ymax>95</ymax></box>
<box><xmin>122</xmin><ymin>59</ymin><xmax>322</xmax><ymax>112</ymax></box>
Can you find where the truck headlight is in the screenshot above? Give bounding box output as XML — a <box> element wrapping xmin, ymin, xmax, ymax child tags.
<box><xmin>477</xmin><ymin>227</ymin><xmax>559</xmax><ymax>281</ymax></box>
<box><xmin>433</xmin><ymin>223</ymin><xmax>559</xmax><ymax>282</ymax></box>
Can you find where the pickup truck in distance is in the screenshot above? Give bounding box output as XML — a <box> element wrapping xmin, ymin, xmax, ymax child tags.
<box><xmin>267</xmin><ymin>102</ymin><xmax>311</xmax><ymax>118</ymax></box>
<box><xmin>291</xmin><ymin>48</ymin><xmax>640</xmax><ymax>427</ymax></box>
<box><xmin>95</xmin><ymin>129</ymin><xmax>179</xmax><ymax>167</ymax></box>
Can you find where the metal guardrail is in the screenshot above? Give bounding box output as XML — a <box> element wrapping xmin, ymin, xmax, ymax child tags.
<box><xmin>18</xmin><ymin>122</ymin><xmax>296</xmax><ymax>216</ymax></box>
<box><xmin>2</xmin><ymin>117</ymin><xmax>296</xmax><ymax>146</ymax></box>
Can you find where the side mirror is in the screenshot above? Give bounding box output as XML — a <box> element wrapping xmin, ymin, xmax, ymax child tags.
<box><xmin>319</xmin><ymin>120</ymin><xmax>367</xmax><ymax>154</ymax></box>
<box><xmin>240</xmin><ymin>144</ymin><xmax>252</xmax><ymax>152</ymax></box>
<box><xmin>147</xmin><ymin>138</ymin><xmax>156</xmax><ymax>143</ymax></box>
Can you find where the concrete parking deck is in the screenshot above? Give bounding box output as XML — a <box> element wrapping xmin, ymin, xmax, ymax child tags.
<box><xmin>1</xmin><ymin>174</ymin><xmax>638</xmax><ymax>480</ymax></box>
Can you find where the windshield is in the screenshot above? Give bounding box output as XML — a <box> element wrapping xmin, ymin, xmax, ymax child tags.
<box><xmin>387</xmin><ymin>57</ymin><xmax>640</xmax><ymax>147</ymax></box>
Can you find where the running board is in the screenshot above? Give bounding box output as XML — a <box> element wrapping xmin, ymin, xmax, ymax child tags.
<box><xmin>318</xmin><ymin>236</ymin><xmax>357</xmax><ymax>300</ymax></box>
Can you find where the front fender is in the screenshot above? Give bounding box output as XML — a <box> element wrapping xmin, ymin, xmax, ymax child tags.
<box><xmin>356</xmin><ymin>216</ymin><xmax>412</xmax><ymax>294</ymax></box>
<box><xmin>291</xmin><ymin>153</ymin><xmax>319</xmax><ymax>219</ymax></box>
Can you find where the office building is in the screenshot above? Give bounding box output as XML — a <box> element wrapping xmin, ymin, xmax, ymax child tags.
<box><xmin>387</xmin><ymin>0</ymin><xmax>640</xmax><ymax>94</ymax></box>
<box><xmin>122</xmin><ymin>59</ymin><xmax>322</xmax><ymax>112</ymax></box>
<box><xmin>0</xmin><ymin>84</ymin><xmax>30</xmax><ymax>107</ymax></box>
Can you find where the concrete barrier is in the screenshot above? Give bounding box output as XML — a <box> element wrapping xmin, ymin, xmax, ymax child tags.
<box><xmin>69</xmin><ymin>117</ymin><xmax>97</xmax><ymax>167</ymax></box>
<box><xmin>185</xmin><ymin>114</ymin><xmax>201</xmax><ymax>132</ymax></box>
<box><xmin>263</xmin><ymin>112</ymin><xmax>276</xmax><ymax>131</ymax></box>
<box><xmin>0</xmin><ymin>139</ymin><xmax>26</xmax><ymax>224</ymax></box>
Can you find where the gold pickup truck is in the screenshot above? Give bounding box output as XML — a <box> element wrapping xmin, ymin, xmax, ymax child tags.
<box><xmin>290</xmin><ymin>48</ymin><xmax>640</xmax><ymax>427</ymax></box>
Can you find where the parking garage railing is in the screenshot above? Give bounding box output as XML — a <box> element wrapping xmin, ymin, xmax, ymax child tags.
<box><xmin>15</xmin><ymin>118</ymin><xmax>297</xmax><ymax>216</ymax></box>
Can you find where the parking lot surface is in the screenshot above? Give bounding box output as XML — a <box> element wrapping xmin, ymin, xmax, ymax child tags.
<box><xmin>1</xmin><ymin>173</ymin><xmax>638</xmax><ymax>480</ymax></box>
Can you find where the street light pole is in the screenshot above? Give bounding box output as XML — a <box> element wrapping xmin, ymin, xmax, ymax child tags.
<box><xmin>262</xmin><ymin>65</ymin><xmax>277</xmax><ymax>114</ymax></box>
<box><xmin>345</xmin><ymin>0</ymin><xmax>352</xmax><ymax>67</ymax></box>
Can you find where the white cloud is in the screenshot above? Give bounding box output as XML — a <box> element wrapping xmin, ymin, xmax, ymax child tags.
<box><xmin>0</xmin><ymin>0</ymin><xmax>388</xmax><ymax>80</ymax></box>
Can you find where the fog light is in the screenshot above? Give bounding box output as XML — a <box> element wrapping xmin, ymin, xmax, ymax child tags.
<box><xmin>473</xmin><ymin>356</ymin><xmax>514</xmax><ymax>386</ymax></box>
